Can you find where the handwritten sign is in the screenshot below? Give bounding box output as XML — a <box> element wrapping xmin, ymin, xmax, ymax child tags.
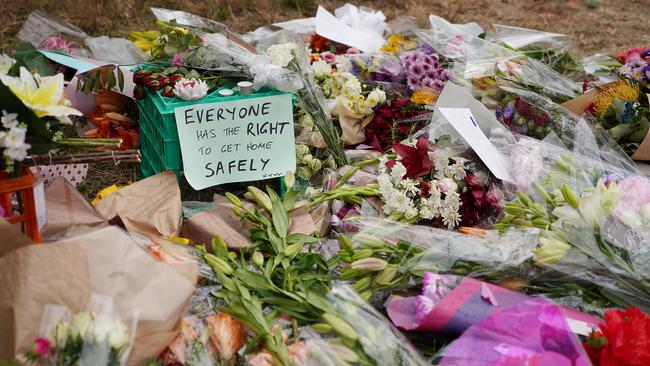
<box><xmin>174</xmin><ymin>93</ymin><xmax>296</xmax><ymax>190</ymax></box>
<box><xmin>437</xmin><ymin>107</ymin><xmax>512</xmax><ymax>182</ymax></box>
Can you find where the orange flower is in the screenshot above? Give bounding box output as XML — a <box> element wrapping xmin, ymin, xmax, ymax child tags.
<box><xmin>205</xmin><ymin>312</ymin><xmax>245</xmax><ymax>361</ymax></box>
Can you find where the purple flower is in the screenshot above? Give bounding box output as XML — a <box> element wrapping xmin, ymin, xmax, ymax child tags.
<box><xmin>410</xmin><ymin>64</ymin><xmax>425</xmax><ymax>77</ymax></box>
<box><xmin>503</xmin><ymin>102</ymin><xmax>515</xmax><ymax>119</ymax></box>
<box><xmin>644</xmin><ymin>64</ymin><xmax>650</xmax><ymax>81</ymax></box>
<box><xmin>172</xmin><ymin>53</ymin><xmax>184</xmax><ymax>66</ymax></box>
<box><xmin>420</xmin><ymin>42</ymin><xmax>434</xmax><ymax>55</ymax></box>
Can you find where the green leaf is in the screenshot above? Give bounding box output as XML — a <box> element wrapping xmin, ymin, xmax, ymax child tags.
<box><xmin>304</xmin><ymin>291</ymin><xmax>332</xmax><ymax>313</ymax></box>
<box><xmin>11</xmin><ymin>43</ymin><xmax>55</xmax><ymax>76</ymax></box>
<box><xmin>117</xmin><ymin>67</ymin><xmax>125</xmax><ymax>91</ymax></box>
<box><xmin>267</xmin><ymin>225</ymin><xmax>284</xmax><ymax>254</ymax></box>
<box><xmin>234</xmin><ymin>269</ymin><xmax>271</xmax><ymax>291</ymax></box>
<box><xmin>282</xmin><ymin>189</ymin><xmax>299</xmax><ymax>211</ymax></box>
<box><xmin>267</xmin><ymin>187</ymin><xmax>290</xmax><ymax>239</ymax></box>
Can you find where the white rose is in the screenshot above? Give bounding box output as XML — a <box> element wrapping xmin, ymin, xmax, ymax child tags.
<box><xmin>107</xmin><ymin>321</ymin><xmax>130</xmax><ymax>350</ymax></box>
<box><xmin>69</xmin><ymin>312</ymin><xmax>94</xmax><ymax>340</ymax></box>
<box><xmin>311</xmin><ymin>60</ymin><xmax>332</xmax><ymax>78</ymax></box>
<box><xmin>92</xmin><ymin>315</ymin><xmax>114</xmax><ymax>343</ymax></box>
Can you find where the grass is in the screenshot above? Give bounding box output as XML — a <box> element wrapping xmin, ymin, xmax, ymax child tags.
<box><xmin>1</xmin><ymin>0</ymin><xmax>647</xmax><ymax>56</ymax></box>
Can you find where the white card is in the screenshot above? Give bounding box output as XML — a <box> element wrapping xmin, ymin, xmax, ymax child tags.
<box><xmin>438</xmin><ymin>107</ymin><xmax>512</xmax><ymax>182</ymax></box>
<box><xmin>33</xmin><ymin>178</ymin><xmax>47</xmax><ymax>231</ymax></box>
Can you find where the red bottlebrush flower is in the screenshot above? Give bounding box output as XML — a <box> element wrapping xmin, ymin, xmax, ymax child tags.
<box><xmin>583</xmin><ymin>307</ymin><xmax>650</xmax><ymax>366</ymax></box>
<box><xmin>392</xmin><ymin>137</ymin><xmax>433</xmax><ymax>178</ymax></box>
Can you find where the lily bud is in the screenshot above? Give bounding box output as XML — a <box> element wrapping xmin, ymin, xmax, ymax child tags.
<box><xmin>322</xmin><ymin>314</ymin><xmax>358</xmax><ymax>341</ymax></box>
<box><xmin>352</xmin><ymin>277</ymin><xmax>372</xmax><ymax>292</ymax></box>
<box><xmin>283</xmin><ymin>242</ymin><xmax>303</xmax><ymax>257</ymax></box>
<box><xmin>352</xmin><ymin>233</ymin><xmax>386</xmax><ymax>249</ymax></box>
<box><xmin>204</xmin><ymin>254</ymin><xmax>233</xmax><ymax>275</ymax></box>
<box><xmin>351</xmin><ymin>248</ymin><xmax>374</xmax><ymax>261</ymax></box>
<box><xmin>247</xmin><ymin>186</ymin><xmax>272</xmax><ymax>211</ymax></box>
<box><xmin>311</xmin><ymin>323</ymin><xmax>333</xmax><ymax>333</ymax></box>
<box><xmin>338</xmin><ymin>234</ymin><xmax>354</xmax><ymax>252</ymax></box>
<box><xmin>375</xmin><ymin>265</ymin><xmax>398</xmax><ymax>285</ymax></box>
<box><xmin>532</xmin><ymin>182</ymin><xmax>553</xmax><ymax>204</ymax></box>
<box><xmin>517</xmin><ymin>191</ymin><xmax>532</xmax><ymax>207</ymax></box>
<box><xmin>225</xmin><ymin>192</ymin><xmax>242</xmax><ymax>207</ymax></box>
<box><xmin>252</xmin><ymin>251</ymin><xmax>264</xmax><ymax>268</ymax></box>
<box><xmin>351</xmin><ymin>258</ymin><xmax>388</xmax><ymax>272</ymax></box>
<box><xmin>284</xmin><ymin>170</ymin><xmax>295</xmax><ymax>190</ymax></box>
<box><xmin>560</xmin><ymin>185</ymin><xmax>580</xmax><ymax>209</ymax></box>
<box><xmin>504</xmin><ymin>205</ymin><xmax>527</xmax><ymax>216</ymax></box>
<box><xmin>212</xmin><ymin>236</ymin><xmax>228</xmax><ymax>252</ymax></box>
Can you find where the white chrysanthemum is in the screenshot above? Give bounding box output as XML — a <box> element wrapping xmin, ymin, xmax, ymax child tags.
<box><xmin>311</xmin><ymin>60</ymin><xmax>332</xmax><ymax>78</ymax></box>
<box><xmin>443</xmin><ymin>191</ymin><xmax>461</xmax><ymax>211</ymax></box>
<box><xmin>377</xmin><ymin>172</ymin><xmax>392</xmax><ymax>189</ymax></box>
<box><xmin>390</xmin><ymin>162</ymin><xmax>407</xmax><ymax>182</ymax></box>
<box><xmin>430</xmin><ymin>148</ymin><xmax>451</xmax><ymax>171</ymax></box>
<box><xmin>449</xmin><ymin>161</ymin><xmax>467</xmax><ymax>180</ymax></box>
<box><xmin>441</xmin><ymin>206</ymin><xmax>461</xmax><ymax>229</ymax></box>
<box><xmin>335</xmin><ymin>55</ymin><xmax>352</xmax><ymax>73</ymax></box>
<box><xmin>400</xmin><ymin>178</ymin><xmax>420</xmax><ymax>196</ymax></box>
<box><xmin>404</xmin><ymin>204</ymin><xmax>418</xmax><ymax>220</ymax></box>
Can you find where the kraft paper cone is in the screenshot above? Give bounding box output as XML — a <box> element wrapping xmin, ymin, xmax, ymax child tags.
<box><xmin>95</xmin><ymin>171</ymin><xmax>182</xmax><ymax>237</ymax></box>
<box><xmin>0</xmin><ymin>226</ymin><xmax>198</xmax><ymax>365</ymax></box>
<box><xmin>335</xmin><ymin>100</ymin><xmax>366</xmax><ymax>145</ymax></box>
<box><xmin>0</xmin><ymin>218</ymin><xmax>33</xmax><ymax>258</ymax></box>
<box><xmin>183</xmin><ymin>194</ymin><xmax>317</xmax><ymax>249</ymax></box>
<box><xmin>41</xmin><ymin>176</ymin><xmax>106</xmax><ymax>240</ymax></box>
<box><xmin>630</xmin><ymin>94</ymin><xmax>650</xmax><ymax>161</ymax></box>
<box><xmin>560</xmin><ymin>81</ymin><xmax>617</xmax><ymax>115</ymax></box>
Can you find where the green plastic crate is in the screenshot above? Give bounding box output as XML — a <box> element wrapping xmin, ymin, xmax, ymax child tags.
<box><xmin>137</xmin><ymin>85</ymin><xmax>295</xmax><ymax>181</ymax></box>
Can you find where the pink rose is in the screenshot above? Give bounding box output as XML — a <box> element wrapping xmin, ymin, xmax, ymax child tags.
<box><xmin>486</xmin><ymin>188</ymin><xmax>504</xmax><ymax>209</ymax></box>
<box><xmin>346</xmin><ymin>48</ymin><xmax>360</xmax><ymax>55</ymax></box>
<box><xmin>321</xmin><ymin>52</ymin><xmax>336</xmax><ymax>64</ymax></box>
<box><xmin>34</xmin><ymin>338</ymin><xmax>51</xmax><ymax>357</ymax></box>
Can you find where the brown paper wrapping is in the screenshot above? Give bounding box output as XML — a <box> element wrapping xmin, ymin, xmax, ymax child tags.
<box><xmin>335</xmin><ymin>101</ymin><xmax>367</xmax><ymax>145</ymax></box>
<box><xmin>0</xmin><ymin>218</ymin><xmax>33</xmax><ymax>257</ymax></box>
<box><xmin>41</xmin><ymin>177</ymin><xmax>106</xmax><ymax>240</ymax></box>
<box><xmin>182</xmin><ymin>194</ymin><xmax>318</xmax><ymax>249</ymax></box>
<box><xmin>95</xmin><ymin>171</ymin><xmax>182</xmax><ymax>237</ymax></box>
<box><xmin>0</xmin><ymin>225</ymin><xmax>198</xmax><ymax>365</ymax></box>
<box><xmin>296</xmin><ymin>127</ymin><xmax>328</xmax><ymax>148</ymax></box>
<box><xmin>560</xmin><ymin>82</ymin><xmax>617</xmax><ymax>115</ymax></box>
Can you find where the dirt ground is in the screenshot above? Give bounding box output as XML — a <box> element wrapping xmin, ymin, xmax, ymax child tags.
<box><xmin>1</xmin><ymin>0</ymin><xmax>648</xmax><ymax>56</ymax></box>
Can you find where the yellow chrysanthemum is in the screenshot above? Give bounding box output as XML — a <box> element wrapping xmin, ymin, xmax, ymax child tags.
<box><xmin>380</xmin><ymin>34</ymin><xmax>417</xmax><ymax>54</ymax></box>
<box><xmin>593</xmin><ymin>79</ymin><xmax>640</xmax><ymax>118</ymax></box>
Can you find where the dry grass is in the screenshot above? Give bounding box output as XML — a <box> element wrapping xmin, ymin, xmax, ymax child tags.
<box><xmin>1</xmin><ymin>0</ymin><xmax>647</xmax><ymax>55</ymax></box>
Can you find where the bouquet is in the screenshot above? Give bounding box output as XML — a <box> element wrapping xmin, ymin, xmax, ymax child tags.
<box><xmin>0</xmin><ymin>57</ymin><xmax>82</xmax><ymax>174</ymax></box>
<box><xmin>22</xmin><ymin>311</ymin><xmax>131</xmax><ymax>366</ymax></box>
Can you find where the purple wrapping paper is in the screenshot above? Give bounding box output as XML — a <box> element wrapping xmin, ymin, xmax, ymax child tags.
<box><xmin>439</xmin><ymin>298</ymin><xmax>591</xmax><ymax>366</ymax></box>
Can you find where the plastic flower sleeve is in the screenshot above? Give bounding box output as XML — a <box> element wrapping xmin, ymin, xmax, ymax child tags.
<box><xmin>150</xmin><ymin>7</ymin><xmax>228</xmax><ymax>33</ymax></box>
<box><xmin>35</xmin><ymin>294</ymin><xmax>138</xmax><ymax>366</ymax></box>
<box><xmin>438</xmin><ymin>297</ymin><xmax>591</xmax><ymax>366</ymax></box>
<box><xmin>384</xmin><ymin>272</ymin><xmax>599</xmax><ymax>336</ymax></box>
<box><xmin>491</xmin><ymin>24</ymin><xmax>582</xmax><ymax>77</ymax></box>
<box><xmin>17</xmin><ymin>10</ymin><xmax>90</xmax><ymax>56</ymax></box>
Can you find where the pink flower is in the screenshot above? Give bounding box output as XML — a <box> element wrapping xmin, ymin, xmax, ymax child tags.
<box><xmin>614</xmin><ymin>175</ymin><xmax>650</xmax><ymax>215</ymax></box>
<box><xmin>0</xmin><ymin>202</ymin><xmax>7</xmax><ymax>219</ymax></box>
<box><xmin>346</xmin><ymin>48</ymin><xmax>360</xmax><ymax>55</ymax></box>
<box><xmin>34</xmin><ymin>338</ymin><xmax>51</xmax><ymax>357</ymax></box>
<box><xmin>41</xmin><ymin>37</ymin><xmax>75</xmax><ymax>54</ymax></box>
<box><xmin>172</xmin><ymin>53</ymin><xmax>184</xmax><ymax>66</ymax></box>
<box><xmin>414</xmin><ymin>295</ymin><xmax>434</xmax><ymax>325</ymax></box>
<box><xmin>320</xmin><ymin>52</ymin><xmax>336</xmax><ymax>64</ymax></box>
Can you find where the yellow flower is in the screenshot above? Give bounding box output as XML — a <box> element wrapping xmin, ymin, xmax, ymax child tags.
<box><xmin>128</xmin><ymin>30</ymin><xmax>160</xmax><ymax>53</ymax></box>
<box><xmin>0</xmin><ymin>67</ymin><xmax>81</xmax><ymax>124</ymax></box>
<box><xmin>593</xmin><ymin>79</ymin><xmax>640</xmax><ymax>118</ymax></box>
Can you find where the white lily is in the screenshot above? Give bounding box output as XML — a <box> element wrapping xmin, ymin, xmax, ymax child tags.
<box><xmin>0</xmin><ymin>67</ymin><xmax>81</xmax><ymax>125</ymax></box>
<box><xmin>552</xmin><ymin>182</ymin><xmax>621</xmax><ymax>230</ymax></box>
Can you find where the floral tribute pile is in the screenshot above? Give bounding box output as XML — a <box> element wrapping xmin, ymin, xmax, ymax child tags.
<box><xmin>2</xmin><ymin>3</ymin><xmax>650</xmax><ymax>366</ymax></box>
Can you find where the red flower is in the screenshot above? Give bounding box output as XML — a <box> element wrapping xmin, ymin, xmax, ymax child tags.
<box><xmin>34</xmin><ymin>338</ymin><xmax>51</xmax><ymax>356</ymax></box>
<box><xmin>392</xmin><ymin>137</ymin><xmax>433</xmax><ymax>178</ymax></box>
<box><xmin>365</xmin><ymin>99</ymin><xmax>428</xmax><ymax>152</ymax></box>
<box><xmin>583</xmin><ymin>307</ymin><xmax>650</xmax><ymax>366</ymax></box>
